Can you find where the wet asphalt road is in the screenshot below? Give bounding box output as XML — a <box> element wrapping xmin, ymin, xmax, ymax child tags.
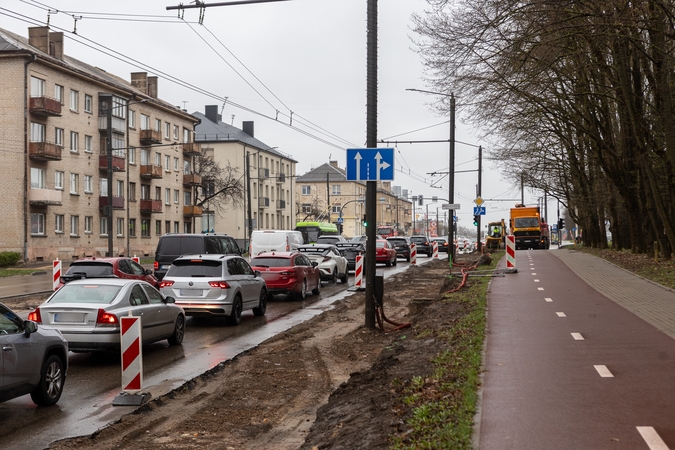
<box><xmin>0</xmin><ymin>256</ymin><xmax>443</xmax><ymax>449</ymax></box>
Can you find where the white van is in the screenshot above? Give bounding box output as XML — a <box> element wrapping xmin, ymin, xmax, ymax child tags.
<box><xmin>249</xmin><ymin>230</ymin><xmax>304</xmax><ymax>257</ymax></box>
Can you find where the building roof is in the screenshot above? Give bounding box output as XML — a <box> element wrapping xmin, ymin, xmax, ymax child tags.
<box><xmin>297</xmin><ymin>162</ymin><xmax>358</xmax><ymax>183</ymax></box>
<box><xmin>0</xmin><ymin>27</ymin><xmax>197</xmax><ymax>122</ymax></box>
<box><xmin>192</xmin><ymin>111</ymin><xmax>297</xmax><ymax>162</ymax></box>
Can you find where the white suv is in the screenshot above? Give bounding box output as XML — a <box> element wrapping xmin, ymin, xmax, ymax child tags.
<box><xmin>159</xmin><ymin>255</ymin><xmax>267</xmax><ymax>325</ymax></box>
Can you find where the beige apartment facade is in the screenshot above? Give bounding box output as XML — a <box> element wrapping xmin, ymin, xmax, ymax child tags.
<box><xmin>0</xmin><ymin>26</ymin><xmax>201</xmax><ymax>262</ymax></box>
<box><xmin>193</xmin><ymin>106</ymin><xmax>297</xmax><ymax>247</ymax></box>
<box><xmin>295</xmin><ymin>161</ymin><xmax>413</xmax><ymax>238</ymax></box>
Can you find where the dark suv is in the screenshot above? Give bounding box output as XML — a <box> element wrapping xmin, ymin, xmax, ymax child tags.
<box><xmin>154</xmin><ymin>233</ymin><xmax>241</xmax><ymax>280</ymax></box>
<box><xmin>409</xmin><ymin>235</ymin><xmax>433</xmax><ymax>257</ymax></box>
<box><xmin>387</xmin><ymin>237</ymin><xmax>411</xmax><ymax>262</ymax></box>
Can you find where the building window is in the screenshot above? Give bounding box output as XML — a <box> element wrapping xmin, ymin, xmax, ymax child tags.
<box><xmin>155</xmin><ymin>152</ymin><xmax>161</xmax><ymax>166</ymax></box>
<box><xmin>84</xmin><ymin>216</ymin><xmax>93</xmax><ymax>234</ymax></box>
<box><xmin>183</xmin><ymin>128</ymin><xmax>191</xmax><ymax>143</ymax></box>
<box><xmin>55</xmin><ymin>171</ymin><xmax>64</xmax><ymax>190</ymax></box>
<box><xmin>140</xmin><ymin>184</ymin><xmax>150</xmax><ymax>201</ymax></box>
<box><xmin>70</xmin><ymin>173</ymin><xmax>79</xmax><ymax>194</ymax></box>
<box><xmin>100</xmin><ymin>217</ymin><xmax>108</xmax><ymax>236</ymax></box>
<box><xmin>55</xmin><ymin>85</ymin><xmax>64</xmax><ymax>104</ymax></box>
<box><xmin>184</xmin><ymin>222</ymin><xmax>191</xmax><ymax>233</ymax></box>
<box><xmin>302</xmin><ymin>204</ymin><xmax>311</xmax><ymax>213</ymax></box>
<box><xmin>173</xmin><ymin>221</ymin><xmax>179</xmax><ymax>233</ymax></box>
<box><xmin>55</xmin><ymin>128</ymin><xmax>63</xmax><ymax>146</ymax></box>
<box><xmin>70</xmin><ymin>215</ymin><xmax>79</xmax><ymax>236</ymax></box>
<box><xmin>155</xmin><ymin>186</ymin><xmax>162</xmax><ymax>201</ymax></box>
<box><xmin>128</xmin><ymin>147</ymin><xmax>136</xmax><ymax>164</ymax></box>
<box><xmin>165</xmin><ymin>155</ymin><xmax>171</xmax><ymax>171</ymax></box>
<box><xmin>116</xmin><ymin>180</ymin><xmax>124</xmax><ymax>198</ymax></box>
<box><xmin>30</xmin><ymin>122</ymin><xmax>45</xmax><ymax>142</ymax></box>
<box><xmin>173</xmin><ymin>125</ymin><xmax>179</xmax><ymax>140</ymax></box>
<box><xmin>332</xmin><ymin>204</ymin><xmax>341</xmax><ymax>214</ymax></box>
<box><xmin>154</xmin><ymin>118</ymin><xmax>161</xmax><ymax>132</ymax></box>
<box><xmin>70</xmin><ymin>90</ymin><xmax>79</xmax><ymax>111</ymax></box>
<box><xmin>141</xmin><ymin>219</ymin><xmax>150</xmax><ymax>237</ymax></box>
<box><xmin>128</xmin><ymin>110</ymin><xmax>136</xmax><ymax>129</ymax></box>
<box><xmin>117</xmin><ymin>218</ymin><xmax>124</xmax><ymax>237</ymax></box>
<box><xmin>174</xmin><ymin>189</ymin><xmax>179</xmax><ymax>204</ymax></box>
<box><xmin>84</xmin><ymin>94</ymin><xmax>93</xmax><ymax>113</ymax></box>
<box><xmin>30</xmin><ymin>76</ymin><xmax>45</xmax><ymax>97</ymax></box>
<box><xmin>156</xmin><ymin>220</ymin><xmax>162</xmax><ymax>236</ymax></box>
<box><xmin>165</xmin><ymin>122</ymin><xmax>170</xmax><ymax>139</ymax></box>
<box><xmin>332</xmin><ymin>185</ymin><xmax>341</xmax><ymax>195</ymax></box>
<box><xmin>184</xmin><ymin>191</ymin><xmax>191</xmax><ymax>206</ymax></box>
<box><xmin>129</xmin><ymin>182</ymin><xmax>136</xmax><ymax>201</ymax></box>
<box><xmin>174</xmin><ymin>157</ymin><xmax>179</xmax><ymax>171</ymax></box>
<box><xmin>302</xmin><ymin>185</ymin><xmax>311</xmax><ymax>195</ymax></box>
<box><xmin>129</xmin><ymin>218</ymin><xmax>136</xmax><ymax>237</ymax></box>
<box><xmin>165</xmin><ymin>221</ymin><xmax>171</xmax><ymax>234</ymax></box>
<box><xmin>140</xmin><ymin>149</ymin><xmax>149</xmax><ymax>165</ymax></box>
<box><xmin>55</xmin><ymin>214</ymin><xmax>64</xmax><ymax>233</ymax></box>
<box><xmin>140</xmin><ymin>114</ymin><xmax>150</xmax><ymax>130</ymax></box>
<box><xmin>31</xmin><ymin>213</ymin><xmax>45</xmax><ymax>235</ymax></box>
<box><xmin>100</xmin><ymin>178</ymin><xmax>108</xmax><ymax>197</ymax></box>
<box><xmin>30</xmin><ymin>167</ymin><xmax>46</xmax><ymax>189</ymax></box>
<box><xmin>84</xmin><ymin>175</ymin><xmax>93</xmax><ymax>193</ymax></box>
<box><xmin>84</xmin><ymin>135</ymin><xmax>93</xmax><ymax>153</ymax></box>
<box><xmin>165</xmin><ymin>188</ymin><xmax>171</xmax><ymax>205</ymax></box>
<box><xmin>70</xmin><ymin>131</ymin><xmax>78</xmax><ymax>153</ymax></box>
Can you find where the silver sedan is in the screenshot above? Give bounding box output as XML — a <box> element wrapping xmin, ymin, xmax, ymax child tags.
<box><xmin>28</xmin><ymin>279</ymin><xmax>185</xmax><ymax>352</ymax></box>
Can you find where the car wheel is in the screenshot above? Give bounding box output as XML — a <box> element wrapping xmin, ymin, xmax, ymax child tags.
<box><xmin>340</xmin><ymin>271</ymin><xmax>348</xmax><ymax>284</ymax></box>
<box><xmin>332</xmin><ymin>270</ymin><xmax>338</xmax><ymax>284</ymax></box>
<box><xmin>312</xmin><ymin>279</ymin><xmax>321</xmax><ymax>295</ymax></box>
<box><xmin>30</xmin><ymin>354</ymin><xmax>65</xmax><ymax>406</ymax></box>
<box><xmin>167</xmin><ymin>314</ymin><xmax>185</xmax><ymax>345</ymax></box>
<box><xmin>393</xmin><ymin>257</ymin><xmax>397</xmax><ymax>266</ymax></box>
<box><xmin>226</xmin><ymin>295</ymin><xmax>243</xmax><ymax>325</ymax></box>
<box><xmin>385</xmin><ymin>258</ymin><xmax>391</xmax><ymax>267</ymax></box>
<box><xmin>253</xmin><ymin>288</ymin><xmax>267</xmax><ymax>316</ymax></box>
<box><xmin>296</xmin><ymin>279</ymin><xmax>307</xmax><ymax>300</ymax></box>
<box><xmin>406</xmin><ymin>255</ymin><xmax>411</xmax><ymax>262</ymax></box>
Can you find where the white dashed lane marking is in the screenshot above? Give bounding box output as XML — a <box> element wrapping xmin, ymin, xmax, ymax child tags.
<box><xmin>594</xmin><ymin>365</ymin><xmax>614</xmax><ymax>377</ymax></box>
<box><xmin>534</xmin><ymin>279</ymin><xmax>540</xmax><ymax>282</ymax></box>
<box><xmin>556</xmin><ymin>312</ymin><xmax>566</xmax><ymax>317</ymax></box>
<box><xmin>571</xmin><ymin>333</ymin><xmax>584</xmax><ymax>340</ymax></box>
<box><xmin>636</xmin><ymin>426</ymin><xmax>669</xmax><ymax>450</ymax></box>
<box><xmin>545</xmin><ymin>297</ymin><xmax>553</xmax><ymax>302</ymax></box>
<box><xmin>538</xmin><ymin>287</ymin><xmax>544</xmax><ymax>291</ymax></box>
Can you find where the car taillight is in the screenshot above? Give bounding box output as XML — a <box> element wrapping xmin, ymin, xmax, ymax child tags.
<box><xmin>28</xmin><ymin>308</ymin><xmax>41</xmax><ymax>323</ymax></box>
<box><xmin>154</xmin><ymin>261</ymin><xmax>159</xmax><ymax>270</ymax></box>
<box><xmin>208</xmin><ymin>280</ymin><xmax>231</xmax><ymax>289</ymax></box>
<box><xmin>159</xmin><ymin>280</ymin><xmax>174</xmax><ymax>288</ymax></box>
<box><xmin>280</xmin><ymin>270</ymin><xmax>296</xmax><ymax>276</ymax></box>
<box><xmin>96</xmin><ymin>309</ymin><xmax>119</xmax><ymax>326</ymax></box>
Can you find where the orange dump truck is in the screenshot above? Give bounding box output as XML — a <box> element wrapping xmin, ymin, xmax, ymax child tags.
<box><xmin>509</xmin><ymin>204</ymin><xmax>548</xmax><ymax>250</ymax></box>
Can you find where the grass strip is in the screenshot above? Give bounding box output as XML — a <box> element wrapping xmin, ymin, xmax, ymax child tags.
<box><xmin>0</xmin><ymin>268</ymin><xmax>39</xmax><ymax>278</ymax></box>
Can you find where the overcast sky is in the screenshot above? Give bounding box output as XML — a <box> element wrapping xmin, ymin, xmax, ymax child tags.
<box><xmin>2</xmin><ymin>0</ymin><xmax>558</xmax><ymax>226</ymax></box>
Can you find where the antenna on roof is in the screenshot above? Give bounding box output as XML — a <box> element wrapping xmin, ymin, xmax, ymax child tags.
<box><xmin>231</xmin><ymin>115</ymin><xmax>235</xmax><ymax>125</ymax></box>
<box><xmin>221</xmin><ymin>98</ymin><xmax>227</xmax><ymax>114</ymax></box>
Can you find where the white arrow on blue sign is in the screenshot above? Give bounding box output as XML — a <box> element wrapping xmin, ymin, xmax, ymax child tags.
<box><xmin>473</xmin><ymin>206</ymin><xmax>486</xmax><ymax>215</ymax></box>
<box><xmin>346</xmin><ymin>148</ymin><xmax>395</xmax><ymax>181</ymax></box>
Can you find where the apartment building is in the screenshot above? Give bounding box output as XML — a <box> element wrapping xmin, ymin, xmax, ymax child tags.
<box><xmin>193</xmin><ymin>106</ymin><xmax>297</xmax><ymax>245</ymax></box>
<box><xmin>296</xmin><ymin>161</ymin><xmax>413</xmax><ymax>238</ymax></box>
<box><xmin>0</xmin><ymin>26</ymin><xmax>201</xmax><ymax>262</ymax></box>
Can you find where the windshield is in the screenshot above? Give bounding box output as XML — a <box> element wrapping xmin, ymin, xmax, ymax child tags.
<box><xmin>64</xmin><ymin>263</ymin><xmax>114</xmax><ymax>277</ymax></box>
<box><xmin>514</xmin><ymin>217</ymin><xmax>540</xmax><ymax>228</ymax></box>
<box><xmin>377</xmin><ymin>227</ymin><xmax>393</xmax><ymax>235</ymax></box>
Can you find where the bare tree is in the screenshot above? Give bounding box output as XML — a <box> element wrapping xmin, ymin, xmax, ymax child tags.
<box><xmin>296</xmin><ymin>196</ymin><xmax>325</xmax><ymax>222</ymax></box>
<box><xmin>193</xmin><ymin>151</ymin><xmax>245</xmax><ymax>214</ymax></box>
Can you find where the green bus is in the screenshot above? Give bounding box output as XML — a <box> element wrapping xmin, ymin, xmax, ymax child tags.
<box><xmin>295</xmin><ymin>221</ymin><xmax>340</xmax><ymax>244</ymax></box>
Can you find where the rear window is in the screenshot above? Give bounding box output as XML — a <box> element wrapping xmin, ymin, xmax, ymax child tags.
<box><xmin>157</xmin><ymin>236</ymin><xmax>204</xmax><ymax>256</ymax></box>
<box><xmin>250</xmin><ymin>257</ymin><xmax>292</xmax><ymax>268</ymax></box>
<box><xmin>410</xmin><ymin>237</ymin><xmax>426</xmax><ymax>243</ymax></box>
<box><xmin>65</xmin><ymin>263</ymin><xmax>114</xmax><ymax>277</ymax></box>
<box><xmin>316</xmin><ymin>237</ymin><xmax>338</xmax><ymax>243</ymax></box>
<box><xmin>49</xmin><ymin>284</ymin><xmax>122</xmax><ymax>304</ymax></box>
<box><xmin>166</xmin><ymin>259</ymin><xmax>223</xmax><ymax>277</ymax></box>
<box><xmin>388</xmin><ymin>239</ymin><xmax>406</xmax><ymax>245</ymax></box>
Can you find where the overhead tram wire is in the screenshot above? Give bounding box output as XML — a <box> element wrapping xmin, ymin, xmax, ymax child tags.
<box><xmin>1</xmin><ymin>8</ymin><xmax>351</xmax><ymax>151</ymax></box>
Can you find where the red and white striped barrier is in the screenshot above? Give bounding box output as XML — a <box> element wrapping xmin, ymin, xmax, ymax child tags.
<box><xmin>52</xmin><ymin>259</ymin><xmax>62</xmax><ymax>291</ymax></box>
<box><xmin>432</xmin><ymin>241</ymin><xmax>439</xmax><ymax>259</ymax></box>
<box><xmin>354</xmin><ymin>255</ymin><xmax>363</xmax><ymax>288</ymax></box>
<box><xmin>121</xmin><ymin>314</ymin><xmax>143</xmax><ymax>392</ymax></box>
<box><xmin>505</xmin><ymin>235</ymin><xmax>517</xmax><ymax>273</ymax></box>
<box><xmin>131</xmin><ymin>255</ymin><xmax>140</xmax><ymax>264</ymax></box>
<box><xmin>410</xmin><ymin>243</ymin><xmax>417</xmax><ymax>265</ymax></box>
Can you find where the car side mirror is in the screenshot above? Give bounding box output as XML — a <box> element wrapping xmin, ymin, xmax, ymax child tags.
<box><xmin>145</xmin><ymin>269</ymin><xmax>153</xmax><ymax>275</ymax></box>
<box><xmin>254</xmin><ymin>270</ymin><xmax>262</xmax><ymax>277</ymax></box>
<box><xmin>24</xmin><ymin>320</ymin><xmax>38</xmax><ymax>337</ymax></box>
<box><xmin>312</xmin><ymin>261</ymin><xmax>319</xmax><ymax>267</ymax></box>
<box><xmin>164</xmin><ymin>296</ymin><xmax>176</xmax><ymax>304</ymax></box>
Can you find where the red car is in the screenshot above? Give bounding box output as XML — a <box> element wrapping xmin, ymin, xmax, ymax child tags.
<box><xmin>375</xmin><ymin>240</ymin><xmax>397</xmax><ymax>267</ymax></box>
<box><xmin>250</xmin><ymin>251</ymin><xmax>321</xmax><ymax>300</ymax></box>
<box><xmin>57</xmin><ymin>257</ymin><xmax>159</xmax><ymax>289</ymax></box>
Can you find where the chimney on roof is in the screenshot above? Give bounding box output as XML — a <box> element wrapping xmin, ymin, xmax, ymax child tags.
<box><xmin>329</xmin><ymin>160</ymin><xmax>339</xmax><ymax>169</ymax></box>
<box><xmin>242</xmin><ymin>121</ymin><xmax>254</xmax><ymax>137</ymax></box>
<box><xmin>48</xmin><ymin>32</ymin><xmax>64</xmax><ymax>59</ymax></box>
<box><xmin>28</xmin><ymin>27</ymin><xmax>49</xmax><ymax>54</ymax></box>
<box><xmin>147</xmin><ymin>76</ymin><xmax>158</xmax><ymax>98</ymax></box>
<box><xmin>131</xmin><ymin>72</ymin><xmax>148</xmax><ymax>93</ymax></box>
<box><xmin>205</xmin><ymin>105</ymin><xmax>221</xmax><ymax>123</ymax></box>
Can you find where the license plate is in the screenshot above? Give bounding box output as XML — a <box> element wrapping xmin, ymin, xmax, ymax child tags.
<box><xmin>180</xmin><ymin>289</ymin><xmax>202</xmax><ymax>296</ymax></box>
<box><xmin>161</xmin><ymin>265</ymin><xmax>170</xmax><ymax>270</ymax></box>
<box><xmin>54</xmin><ymin>312</ymin><xmax>85</xmax><ymax>323</ymax></box>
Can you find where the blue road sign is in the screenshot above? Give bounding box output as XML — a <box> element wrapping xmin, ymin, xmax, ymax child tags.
<box><xmin>337</xmin><ymin>217</ymin><xmax>344</xmax><ymax>224</ymax></box>
<box><xmin>473</xmin><ymin>206</ymin><xmax>486</xmax><ymax>215</ymax></box>
<box><xmin>346</xmin><ymin>148</ymin><xmax>395</xmax><ymax>181</ymax></box>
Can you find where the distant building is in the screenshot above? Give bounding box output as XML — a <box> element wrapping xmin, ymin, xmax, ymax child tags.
<box><xmin>296</xmin><ymin>161</ymin><xmax>412</xmax><ymax>237</ymax></box>
<box><xmin>0</xmin><ymin>26</ymin><xmax>201</xmax><ymax>262</ymax></box>
<box><xmin>193</xmin><ymin>106</ymin><xmax>297</xmax><ymax>246</ymax></box>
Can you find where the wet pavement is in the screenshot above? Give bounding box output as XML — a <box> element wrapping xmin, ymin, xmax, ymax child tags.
<box><xmin>477</xmin><ymin>248</ymin><xmax>675</xmax><ymax>449</ymax></box>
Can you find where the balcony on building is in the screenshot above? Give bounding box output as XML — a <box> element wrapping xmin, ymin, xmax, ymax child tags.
<box><xmin>139</xmin><ymin>129</ymin><xmax>162</xmax><ymax>145</ymax></box>
<box><xmin>183</xmin><ymin>205</ymin><xmax>203</xmax><ymax>217</ymax></box>
<box><xmin>140</xmin><ymin>199</ymin><xmax>162</xmax><ymax>214</ymax></box>
<box><xmin>276</xmin><ymin>199</ymin><xmax>286</xmax><ymax>210</ymax></box>
<box><xmin>277</xmin><ymin>173</ymin><xmax>286</xmax><ymax>183</ymax></box>
<box><xmin>98</xmin><ymin>195</ymin><xmax>125</xmax><ymax>210</ymax></box>
<box><xmin>29</xmin><ymin>96</ymin><xmax>62</xmax><ymax>117</ymax></box>
<box><xmin>182</xmin><ymin>142</ymin><xmax>201</xmax><ymax>157</ymax></box>
<box><xmin>29</xmin><ymin>141</ymin><xmax>63</xmax><ymax>161</ymax></box>
<box><xmin>140</xmin><ymin>164</ymin><xmax>163</xmax><ymax>179</ymax></box>
<box><xmin>258</xmin><ymin>168</ymin><xmax>269</xmax><ymax>179</ymax></box>
<box><xmin>183</xmin><ymin>173</ymin><xmax>202</xmax><ymax>186</ymax></box>
<box><xmin>98</xmin><ymin>151</ymin><xmax>126</xmax><ymax>172</ymax></box>
<box><xmin>259</xmin><ymin>197</ymin><xmax>270</xmax><ymax>208</ymax></box>
<box><xmin>29</xmin><ymin>188</ymin><xmax>62</xmax><ymax>206</ymax></box>
<box><xmin>98</xmin><ymin>115</ymin><xmax>126</xmax><ymax>134</ymax></box>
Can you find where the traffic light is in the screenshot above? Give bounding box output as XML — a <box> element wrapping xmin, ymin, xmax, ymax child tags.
<box><xmin>337</xmin><ymin>223</ymin><xmax>343</xmax><ymax>234</ymax></box>
<box><xmin>363</xmin><ymin>214</ymin><xmax>367</xmax><ymax>227</ymax></box>
<box><xmin>558</xmin><ymin>218</ymin><xmax>564</xmax><ymax>229</ymax></box>
<box><xmin>418</xmin><ymin>195</ymin><xmax>423</xmax><ymax>206</ymax></box>
<box><xmin>473</xmin><ymin>215</ymin><xmax>479</xmax><ymax>226</ymax></box>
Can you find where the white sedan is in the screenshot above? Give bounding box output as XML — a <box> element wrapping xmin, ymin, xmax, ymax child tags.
<box><xmin>297</xmin><ymin>244</ymin><xmax>349</xmax><ymax>284</ymax></box>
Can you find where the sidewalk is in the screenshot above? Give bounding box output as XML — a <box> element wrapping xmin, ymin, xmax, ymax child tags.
<box><xmin>552</xmin><ymin>248</ymin><xmax>675</xmax><ymax>339</ymax></box>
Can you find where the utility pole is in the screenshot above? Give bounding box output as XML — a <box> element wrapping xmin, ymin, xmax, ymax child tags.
<box><xmin>477</xmin><ymin>145</ymin><xmax>482</xmax><ymax>251</ymax></box>
<box><xmin>246</xmin><ymin>152</ymin><xmax>252</xmax><ymax>238</ymax></box>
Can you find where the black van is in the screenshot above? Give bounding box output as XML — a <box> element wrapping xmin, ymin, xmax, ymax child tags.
<box><xmin>154</xmin><ymin>233</ymin><xmax>241</xmax><ymax>280</ymax></box>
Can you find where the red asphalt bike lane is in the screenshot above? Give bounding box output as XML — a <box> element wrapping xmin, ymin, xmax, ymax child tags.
<box><xmin>478</xmin><ymin>250</ymin><xmax>675</xmax><ymax>449</ymax></box>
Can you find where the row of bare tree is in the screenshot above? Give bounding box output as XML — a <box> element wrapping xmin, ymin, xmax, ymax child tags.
<box><xmin>413</xmin><ymin>0</ymin><xmax>675</xmax><ymax>257</ymax></box>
